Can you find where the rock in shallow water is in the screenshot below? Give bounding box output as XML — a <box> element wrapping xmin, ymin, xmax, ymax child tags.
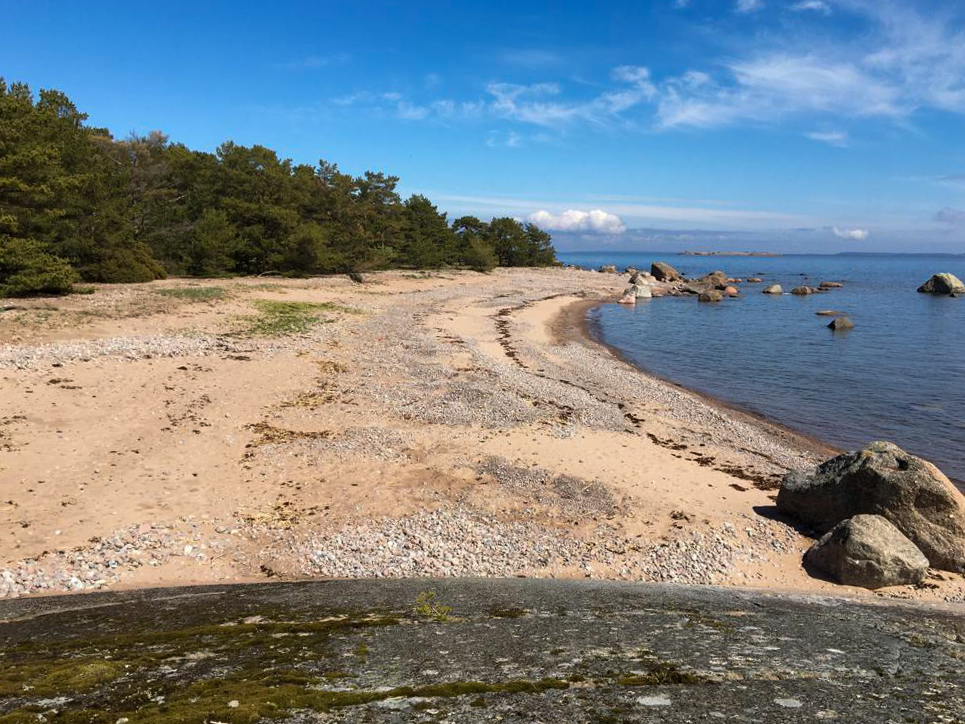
<box><xmin>778</xmin><ymin>441</ymin><xmax>965</xmax><ymax>572</ymax></box>
<box><xmin>918</xmin><ymin>273</ymin><xmax>965</xmax><ymax>295</ymax></box>
<box><xmin>828</xmin><ymin>316</ymin><xmax>854</xmax><ymax>330</ymax></box>
<box><xmin>763</xmin><ymin>284</ymin><xmax>783</xmax><ymax>295</ymax></box>
<box><xmin>698</xmin><ymin>290</ymin><xmax>723</xmax><ymax>303</ymax></box>
<box><xmin>805</xmin><ymin>514</ymin><xmax>929</xmax><ymax>589</ymax></box>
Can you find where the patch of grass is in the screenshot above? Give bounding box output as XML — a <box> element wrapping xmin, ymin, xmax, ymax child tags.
<box><xmin>156</xmin><ymin>286</ymin><xmax>227</xmax><ymax>302</ymax></box>
<box><xmin>616</xmin><ymin>662</ymin><xmax>706</xmax><ymax>686</ymax></box>
<box><xmin>241</xmin><ymin>300</ymin><xmax>358</xmax><ymax>336</ymax></box>
<box><xmin>489</xmin><ymin>605</ymin><xmax>527</xmax><ymax>619</ymax></box>
<box><xmin>413</xmin><ymin>591</ymin><xmax>453</xmax><ymax>622</ymax></box>
<box><xmin>0</xmin><ymin>660</ymin><xmax>127</xmax><ymax>697</ymax></box>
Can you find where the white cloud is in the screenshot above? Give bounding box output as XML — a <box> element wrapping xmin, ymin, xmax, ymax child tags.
<box><xmin>791</xmin><ymin>0</ymin><xmax>831</xmax><ymax>14</ymax></box>
<box><xmin>486</xmin><ymin>130</ymin><xmax>523</xmax><ymax>148</ymax></box>
<box><xmin>735</xmin><ymin>0</ymin><xmax>764</xmax><ymax>13</ymax></box>
<box><xmin>832</xmin><ymin>226</ymin><xmax>870</xmax><ymax>240</ymax></box>
<box><xmin>805</xmin><ymin>129</ymin><xmax>848</xmax><ymax>145</ymax></box>
<box><xmin>381</xmin><ymin>92</ymin><xmax>402</xmax><ymax>101</ymax></box>
<box><xmin>657</xmin><ymin>53</ymin><xmax>903</xmax><ymax>128</ymax></box>
<box><xmin>528</xmin><ymin>209</ymin><xmax>628</xmax><ymax>234</ymax></box>
<box><xmin>935</xmin><ymin>208</ymin><xmax>965</xmax><ymax>225</ymax></box>
<box><xmin>397</xmin><ymin>101</ymin><xmax>429</xmax><ymax>120</ymax></box>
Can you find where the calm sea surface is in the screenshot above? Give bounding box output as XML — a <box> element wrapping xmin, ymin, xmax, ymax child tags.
<box><xmin>559</xmin><ymin>252</ymin><xmax>965</xmax><ymax>483</ymax></box>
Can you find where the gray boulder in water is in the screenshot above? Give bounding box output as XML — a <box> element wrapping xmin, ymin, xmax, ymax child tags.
<box><xmin>698</xmin><ymin>290</ymin><xmax>723</xmax><ymax>303</ymax></box>
<box><xmin>650</xmin><ymin>261</ymin><xmax>682</xmax><ymax>282</ymax></box>
<box><xmin>805</xmin><ymin>514</ymin><xmax>929</xmax><ymax>589</ymax></box>
<box><xmin>918</xmin><ymin>273</ymin><xmax>965</xmax><ymax>295</ymax></box>
<box><xmin>828</xmin><ymin>316</ymin><xmax>854</xmax><ymax>330</ymax></box>
<box><xmin>778</xmin><ymin>441</ymin><xmax>965</xmax><ymax>572</ymax></box>
<box><xmin>762</xmin><ymin>284</ymin><xmax>783</xmax><ymax>294</ymax></box>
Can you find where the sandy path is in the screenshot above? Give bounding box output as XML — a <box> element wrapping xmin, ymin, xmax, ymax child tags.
<box><xmin>1</xmin><ymin>269</ymin><xmax>963</xmax><ymax>603</ymax></box>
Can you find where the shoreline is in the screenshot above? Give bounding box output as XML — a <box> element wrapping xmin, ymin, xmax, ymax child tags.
<box><xmin>569</xmin><ymin>296</ymin><xmax>965</xmax><ymax>491</ymax></box>
<box><xmin>561</xmin><ymin>296</ymin><xmax>841</xmax><ymax>462</ymax></box>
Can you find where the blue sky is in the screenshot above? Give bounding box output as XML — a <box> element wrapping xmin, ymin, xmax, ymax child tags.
<box><xmin>3</xmin><ymin>0</ymin><xmax>964</xmax><ymax>252</ymax></box>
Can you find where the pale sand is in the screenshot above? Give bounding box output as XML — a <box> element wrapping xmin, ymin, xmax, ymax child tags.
<box><xmin>1</xmin><ymin>268</ymin><xmax>962</xmax><ymax>603</ymax></box>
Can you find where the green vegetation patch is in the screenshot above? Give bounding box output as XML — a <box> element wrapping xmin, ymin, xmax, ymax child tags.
<box><xmin>616</xmin><ymin>662</ymin><xmax>706</xmax><ymax>686</ymax></box>
<box><xmin>240</xmin><ymin>300</ymin><xmax>358</xmax><ymax>336</ymax></box>
<box><xmin>155</xmin><ymin>286</ymin><xmax>227</xmax><ymax>302</ymax></box>
<box><xmin>0</xmin><ymin>660</ymin><xmax>128</xmax><ymax>697</ymax></box>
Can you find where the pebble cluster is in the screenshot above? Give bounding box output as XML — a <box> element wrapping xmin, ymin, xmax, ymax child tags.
<box><xmin>0</xmin><ymin>520</ymin><xmax>233</xmax><ymax>598</ymax></box>
<box><xmin>290</xmin><ymin>506</ymin><xmax>801</xmax><ymax>586</ymax></box>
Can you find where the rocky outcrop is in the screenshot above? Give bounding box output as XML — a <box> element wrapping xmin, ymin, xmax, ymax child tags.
<box><xmin>698</xmin><ymin>290</ymin><xmax>723</xmax><ymax>303</ymax></box>
<box><xmin>763</xmin><ymin>284</ymin><xmax>783</xmax><ymax>294</ymax></box>
<box><xmin>918</xmin><ymin>273</ymin><xmax>965</xmax><ymax>295</ymax></box>
<box><xmin>778</xmin><ymin>441</ymin><xmax>965</xmax><ymax>572</ymax></box>
<box><xmin>828</xmin><ymin>317</ymin><xmax>854</xmax><ymax>330</ymax></box>
<box><xmin>650</xmin><ymin>261</ymin><xmax>682</xmax><ymax>282</ymax></box>
<box><xmin>699</xmin><ymin>271</ymin><xmax>728</xmax><ymax>289</ymax></box>
<box><xmin>805</xmin><ymin>514</ymin><xmax>929</xmax><ymax>589</ymax></box>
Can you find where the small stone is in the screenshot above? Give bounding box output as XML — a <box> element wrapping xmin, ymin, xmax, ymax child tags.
<box><xmin>228</xmin><ymin>700</ymin><xmax>240</xmax><ymax>708</ymax></box>
<box><xmin>637</xmin><ymin>695</ymin><xmax>672</xmax><ymax>706</ymax></box>
<box><xmin>775</xmin><ymin>698</ymin><xmax>803</xmax><ymax>708</ymax></box>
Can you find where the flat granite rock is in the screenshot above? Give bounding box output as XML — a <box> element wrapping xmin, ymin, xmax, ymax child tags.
<box><xmin>0</xmin><ymin>579</ymin><xmax>963</xmax><ymax>723</ymax></box>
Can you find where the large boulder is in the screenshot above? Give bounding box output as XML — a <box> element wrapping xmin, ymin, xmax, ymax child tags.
<box><xmin>777</xmin><ymin>441</ymin><xmax>965</xmax><ymax>572</ymax></box>
<box><xmin>918</xmin><ymin>273</ymin><xmax>965</xmax><ymax>295</ymax></box>
<box><xmin>805</xmin><ymin>514</ymin><xmax>929</xmax><ymax>589</ymax></box>
<box><xmin>699</xmin><ymin>271</ymin><xmax>728</xmax><ymax>289</ymax></box>
<box><xmin>762</xmin><ymin>284</ymin><xmax>783</xmax><ymax>295</ymax></box>
<box><xmin>791</xmin><ymin>286</ymin><xmax>816</xmax><ymax>295</ymax></box>
<box><xmin>650</xmin><ymin>261</ymin><xmax>682</xmax><ymax>282</ymax></box>
<box><xmin>698</xmin><ymin>290</ymin><xmax>723</xmax><ymax>303</ymax></box>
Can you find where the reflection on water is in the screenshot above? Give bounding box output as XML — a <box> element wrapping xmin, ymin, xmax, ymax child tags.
<box><xmin>563</xmin><ymin>252</ymin><xmax>965</xmax><ymax>484</ymax></box>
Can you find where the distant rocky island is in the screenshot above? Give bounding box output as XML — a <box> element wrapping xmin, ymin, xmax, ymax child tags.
<box><xmin>680</xmin><ymin>250</ymin><xmax>780</xmax><ymax>257</ymax></box>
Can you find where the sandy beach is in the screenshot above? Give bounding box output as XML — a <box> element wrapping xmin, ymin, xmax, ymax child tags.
<box><xmin>2</xmin><ymin>267</ymin><xmax>963</xmax><ymax>603</ymax></box>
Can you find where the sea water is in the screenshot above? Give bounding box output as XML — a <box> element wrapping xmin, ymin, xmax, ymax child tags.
<box><xmin>558</xmin><ymin>252</ymin><xmax>965</xmax><ymax>483</ymax></box>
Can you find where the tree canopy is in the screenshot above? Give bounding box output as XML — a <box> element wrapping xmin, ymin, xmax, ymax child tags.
<box><xmin>0</xmin><ymin>78</ymin><xmax>558</xmax><ymax>296</ymax></box>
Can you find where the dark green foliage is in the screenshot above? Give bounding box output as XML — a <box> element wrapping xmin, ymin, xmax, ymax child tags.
<box><xmin>0</xmin><ymin>77</ymin><xmax>557</xmax><ymax>294</ymax></box>
<box><xmin>0</xmin><ymin>237</ymin><xmax>76</xmax><ymax>296</ymax></box>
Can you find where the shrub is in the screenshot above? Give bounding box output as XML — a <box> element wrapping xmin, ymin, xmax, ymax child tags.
<box><xmin>0</xmin><ymin>237</ymin><xmax>77</xmax><ymax>297</ymax></box>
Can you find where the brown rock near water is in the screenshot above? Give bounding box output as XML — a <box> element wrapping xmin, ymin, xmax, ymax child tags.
<box><xmin>778</xmin><ymin>441</ymin><xmax>965</xmax><ymax>573</ymax></box>
<box><xmin>828</xmin><ymin>316</ymin><xmax>854</xmax><ymax>330</ymax></box>
<box><xmin>599</xmin><ymin>265</ymin><xmax>617</xmax><ymax>274</ymax></box>
<box><xmin>698</xmin><ymin>290</ymin><xmax>724</xmax><ymax>303</ymax></box>
<box><xmin>762</xmin><ymin>284</ymin><xmax>783</xmax><ymax>294</ymax></box>
<box><xmin>650</xmin><ymin>261</ymin><xmax>682</xmax><ymax>282</ymax></box>
<box><xmin>805</xmin><ymin>514</ymin><xmax>930</xmax><ymax>589</ymax></box>
<box><xmin>791</xmin><ymin>286</ymin><xmax>816</xmax><ymax>295</ymax></box>
<box><xmin>746</xmin><ymin>277</ymin><xmax>763</xmax><ymax>283</ymax></box>
<box><xmin>819</xmin><ymin>281</ymin><xmax>844</xmax><ymax>289</ymax></box>
<box><xmin>723</xmin><ymin>286</ymin><xmax>739</xmax><ymax>297</ymax></box>
<box><xmin>815</xmin><ymin>310</ymin><xmax>841</xmax><ymax>316</ymax></box>
<box><xmin>918</xmin><ymin>273</ymin><xmax>965</xmax><ymax>295</ymax></box>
